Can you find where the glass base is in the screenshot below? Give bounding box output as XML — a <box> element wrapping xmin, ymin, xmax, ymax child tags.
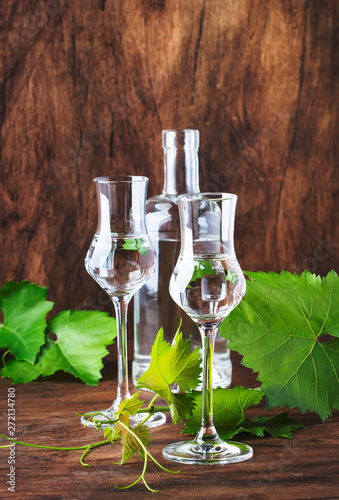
<box><xmin>162</xmin><ymin>439</ymin><xmax>253</xmax><ymax>465</ymax></box>
<box><xmin>81</xmin><ymin>408</ymin><xmax>166</xmax><ymax>429</ymax></box>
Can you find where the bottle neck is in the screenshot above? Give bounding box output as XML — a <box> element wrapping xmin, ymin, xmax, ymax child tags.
<box><xmin>163</xmin><ymin>148</ymin><xmax>200</xmax><ymax>196</ymax></box>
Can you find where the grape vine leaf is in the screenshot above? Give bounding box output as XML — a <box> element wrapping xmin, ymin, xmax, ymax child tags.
<box><xmin>104</xmin><ymin>425</ymin><xmax>120</xmax><ymax>443</ymax></box>
<box><xmin>118</xmin><ymin>422</ymin><xmax>150</xmax><ymax>464</ymax></box>
<box><xmin>183</xmin><ymin>386</ymin><xmax>261</xmax><ymax>436</ymax></box>
<box><xmin>117</xmin><ymin>391</ymin><xmax>144</xmax><ymax>417</ymax></box>
<box><xmin>0</xmin><ymin>281</ymin><xmax>54</xmax><ymax>363</ymax></box>
<box><xmin>136</xmin><ymin>328</ymin><xmax>202</xmax><ymax>423</ymax></box>
<box><xmin>220</xmin><ymin>270</ymin><xmax>339</xmax><ymax>420</ymax></box>
<box><xmin>237</xmin><ymin>412</ymin><xmax>305</xmax><ymax>439</ymax></box>
<box><xmin>183</xmin><ymin>387</ymin><xmax>304</xmax><ymax>439</ymax></box>
<box><xmin>1</xmin><ymin>310</ymin><xmax>117</xmax><ymax>385</ymax></box>
<box><xmin>114</xmin><ymin>393</ymin><xmax>150</xmax><ymax>464</ymax></box>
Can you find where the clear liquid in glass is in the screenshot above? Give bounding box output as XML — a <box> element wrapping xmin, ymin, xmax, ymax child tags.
<box><xmin>171</xmin><ymin>254</ymin><xmax>244</xmax><ymax>324</ymax></box>
<box><xmin>133</xmin><ymin>238</ymin><xmax>232</xmax><ymax>388</ymax></box>
<box><xmin>86</xmin><ymin>235</ymin><xmax>156</xmax><ymax>296</ymax></box>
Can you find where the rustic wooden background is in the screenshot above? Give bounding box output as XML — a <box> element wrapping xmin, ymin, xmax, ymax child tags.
<box><xmin>0</xmin><ymin>0</ymin><xmax>338</xmax><ymax>311</ymax></box>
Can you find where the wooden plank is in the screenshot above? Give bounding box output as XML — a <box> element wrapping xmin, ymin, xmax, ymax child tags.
<box><xmin>0</xmin><ymin>0</ymin><xmax>337</xmax><ymax>311</ymax></box>
<box><xmin>0</xmin><ymin>353</ymin><xmax>338</xmax><ymax>499</ymax></box>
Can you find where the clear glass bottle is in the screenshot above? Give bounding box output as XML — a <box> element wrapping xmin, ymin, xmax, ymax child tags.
<box><xmin>133</xmin><ymin>129</ymin><xmax>232</xmax><ymax>388</ymax></box>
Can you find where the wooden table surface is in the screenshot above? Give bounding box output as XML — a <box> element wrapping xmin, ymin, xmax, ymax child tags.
<box><xmin>0</xmin><ymin>351</ymin><xmax>338</xmax><ymax>500</ymax></box>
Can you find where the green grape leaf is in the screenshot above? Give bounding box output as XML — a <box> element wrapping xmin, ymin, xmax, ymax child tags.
<box><xmin>122</xmin><ymin>238</ymin><xmax>148</xmax><ymax>255</ymax></box>
<box><xmin>168</xmin><ymin>392</ymin><xmax>198</xmax><ymax>425</ymax></box>
<box><xmin>0</xmin><ymin>281</ymin><xmax>54</xmax><ymax>363</ymax></box>
<box><xmin>113</xmin><ymin>393</ymin><xmax>150</xmax><ymax>463</ymax></box>
<box><xmin>236</xmin><ymin>412</ymin><xmax>305</xmax><ymax>439</ymax></box>
<box><xmin>183</xmin><ymin>387</ymin><xmax>303</xmax><ymax>439</ymax></box>
<box><xmin>220</xmin><ymin>270</ymin><xmax>339</xmax><ymax>420</ymax></box>
<box><xmin>117</xmin><ymin>392</ymin><xmax>144</xmax><ymax>417</ymax></box>
<box><xmin>1</xmin><ymin>340</ymin><xmax>61</xmax><ymax>382</ymax></box>
<box><xmin>116</xmin><ymin>414</ymin><xmax>151</xmax><ymax>464</ymax></box>
<box><xmin>183</xmin><ymin>386</ymin><xmax>263</xmax><ymax>436</ymax></box>
<box><xmin>1</xmin><ymin>310</ymin><xmax>117</xmax><ymax>385</ymax></box>
<box><xmin>104</xmin><ymin>426</ymin><xmax>120</xmax><ymax>443</ymax></box>
<box><xmin>121</xmin><ymin>423</ymin><xmax>150</xmax><ymax>463</ymax></box>
<box><xmin>137</xmin><ymin>328</ymin><xmax>202</xmax><ymax>423</ymax></box>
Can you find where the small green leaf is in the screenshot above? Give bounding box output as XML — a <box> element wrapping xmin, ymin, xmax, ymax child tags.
<box><xmin>137</xmin><ymin>328</ymin><xmax>201</xmax><ymax>423</ymax></box>
<box><xmin>0</xmin><ymin>281</ymin><xmax>54</xmax><ymax>363</ymax></box>
<box><xmin>122</xmin><ymin>238</ymin><xmax>148</xmax><ymax>255</ymax></box>
<box><xmin>117</xmin><ymin>392</ymin><xmax>144</xmax><ymax>417</ymax></box>
<box><xmin>117</xmin><ymin>417</ymin><xmax>150</xmax><ymax>464</ymax></box>
<box><xmin>104</xmin><ymin>426</ymin><xmax>120</xmax><ymax>443</ymax></box>
<box><xmin>220</xmin><ymin>270</ymin><xmax>339</xmax><ymax>420</ymax></box>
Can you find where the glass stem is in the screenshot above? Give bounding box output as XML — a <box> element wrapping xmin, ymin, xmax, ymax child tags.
<box><xmin>196</xmin><ymin>325</ymin><xmax>220</xmax><ymax>444</ymax></box>
<box><xmin>111</xmin><ymin>296</ymin><xmax>131</xmax><ymax>412</ymax></box>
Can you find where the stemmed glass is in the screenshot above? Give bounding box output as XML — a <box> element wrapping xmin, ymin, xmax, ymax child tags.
<box><xmin>163</xmin><ymin>193</ymin><xmax>253</xmax><ymax>464</ymax></box>
<box><xmin>82</xmin><ymin>175</ymin><xmax>166</xmax><ymax>429</ymax></box>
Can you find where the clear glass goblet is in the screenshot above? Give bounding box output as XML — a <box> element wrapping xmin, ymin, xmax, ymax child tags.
<box><xmin>82</xmin><ymin>175</ymin><xmax>166</xmax><ymax>429</ymax></box>
<box><xmin>163</xmin><ymin>193</ymin><xmax>253</xmax><ymax>464</ymax></box>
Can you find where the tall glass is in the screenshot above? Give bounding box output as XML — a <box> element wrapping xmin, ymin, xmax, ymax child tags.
<box><xmin>163</xmin><ymin>193</ymin><xmax>253</xmax><ymax>464</ymax></box>
<box><xmin>82</xmin><ymin>175</ymin><xmax>166</xmax><ymax>429</ymax></box>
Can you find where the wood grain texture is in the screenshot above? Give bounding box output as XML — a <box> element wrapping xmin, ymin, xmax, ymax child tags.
<box><xmin>0</xmin><ymin>352</ymin><xmax>338</xmax><ymax>499</ymax></box>
<box><xmin>0</xmin><ymin>0</ymin><xmax>338</xmax><ymax>310</ymax></box>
